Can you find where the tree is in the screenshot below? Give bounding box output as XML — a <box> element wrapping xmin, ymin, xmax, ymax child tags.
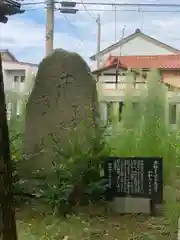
<box><xmin>0</xmin><ymin>54</ymin><xmax>17</xmax><ymax>240</ymax></box>
<box><xmin>0</xmin><ymin>1</ymin><xmax>24</xmax><ymax>239</ymax></box>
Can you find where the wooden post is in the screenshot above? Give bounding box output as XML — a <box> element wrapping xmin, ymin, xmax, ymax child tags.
<box><xmin>0</xmin><ymin>54</ymin><xmax>17</xmax><ymax>240</ymax></box>
<box><xmin>96</xmin><ymin>14</ymin><xmax>101</xmax><ymax>69</ymax></box>
<box><xmin>46</xmin><ymin>0</ymin><xmax>54</xmax><ymax>56</ymax></box>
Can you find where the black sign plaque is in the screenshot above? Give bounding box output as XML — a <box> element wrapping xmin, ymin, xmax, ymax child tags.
<box><xmin>104</xmin><ymin>157</ymin><xmax>163</xmax><ymax>204</ymax></box>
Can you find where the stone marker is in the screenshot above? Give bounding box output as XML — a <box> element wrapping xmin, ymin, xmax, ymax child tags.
<box><xmin>104</xmin><ymin>157</ymin><xmax>163</xmax><ymax>215</ymax></box>
<box><xmin>22</xmin><ymin>49</ymin><xmax>99</xmax><ymax>185</ymax></box>
<box><xmin>110</xmin><ymin>197</ymin><xmax>151</xmax><ymax>214</ymax></box>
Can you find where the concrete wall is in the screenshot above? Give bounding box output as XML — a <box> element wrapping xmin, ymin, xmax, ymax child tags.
<box><xmin>97</xmin><ymin>70</ymin><xmax>180</xmax><ymax>100</ymax></box>
<box><xmin>97</xmin><ymin>73</ymin><xmax>147</xmax><ymax>102</ymax></box>
<box><xmin>96</xmin><ymin>71</ymin><xmax>180</xmax><ymax>127</ymax></box>
<box><xmin>2</xmin><ymin>61</ymin><xmax>38</xmax><ymax>92</ymax></box>
<box><xmin>3</xmin><ymin>69</ymin><xmax>25</xmax><ymax>91</ymax></box>
<box><xmin>2</xmin><ymin>61</ymin><xmax>38</xmax><ymax>119</ymax></box>
<box><xmin>1</xmin><ymin>52</ymin><xmax>15</xmax><ymax>61</ymax></box>
<box><xmin>99</xmin><ymin>99</ymin><xmax>180</xmax><ymax>127</ymax></box>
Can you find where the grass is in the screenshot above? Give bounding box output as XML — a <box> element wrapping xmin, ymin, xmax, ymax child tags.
<box><xmin>11</xmin><ymin>69</ymin><xmax>180</xmax><ymax>239</ymax></box>
<box><xmin>15</xmin><ymin>201</ymin><xmax>175</xmax><ymax>240</ymax></box>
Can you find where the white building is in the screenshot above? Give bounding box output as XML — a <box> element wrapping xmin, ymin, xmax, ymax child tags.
<box><xmin>1</xmin><ymin>49</ymin><xmax>38</xmax><ymax>119</ymax></box>
<box><xmin>90</xmin><ymin>28</ymin><xmax>180</xmax><ymax>71</ymax></box>
<box><xmin>90</xmin><ymin>29</ymin><xmax>180</xmax><ymax>127</ymax></box>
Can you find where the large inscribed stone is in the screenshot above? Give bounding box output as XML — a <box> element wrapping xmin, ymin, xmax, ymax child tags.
<box><xmin>23</xmin><ymin>49</ymin><xmax>99</xmax><ymax>176</ymax></box>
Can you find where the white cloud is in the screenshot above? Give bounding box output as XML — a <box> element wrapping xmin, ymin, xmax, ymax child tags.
<box><xmin>152</xmin><ymin>16</ymin><xmax>180</xmax><ymax>31</ymax></box>
<box><xmin>1</xmin><ymin>0</ymin><xmax>180</xmax><ymax>65</ymax></box>
<box><xmin>0</xmin><ymin>16</ymin><xmax>95</xmax><ymax>64</ymax></box>
<box><xmin>0</xmin><ymin>18</ymin><xmax>44</xmax><ymax>48</ymax></box>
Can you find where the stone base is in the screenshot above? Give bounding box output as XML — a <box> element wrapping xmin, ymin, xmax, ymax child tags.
<box><xmin>152</xmin><ymin>204</ymin><xmax>164</xmax><ymax>216</ymax></box>
<box><xmin>109</xmin><ymin>197</ymin><xmax>151</xmax><ymax>214</ymax></box>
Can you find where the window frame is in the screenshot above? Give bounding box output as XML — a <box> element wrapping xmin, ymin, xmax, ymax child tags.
<box><xmin>20</xmin><ymin>76</ymin><xmax>25</xmax><ymax>83</ymax></box>
<box><xmin>14</xmin><ymin>76</ymin><xmax>19</xmax><ymax>83</ymax></box>
<box><xmin>169</xmin><ymin>103</ymin><xmax>177</xmax><ymax>125</ymax></box>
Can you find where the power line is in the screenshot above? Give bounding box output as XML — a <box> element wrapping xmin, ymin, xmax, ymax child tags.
<box><xmin>68</xmin><ymin>2</ymin><xmax>180</xmax><ymax>7</ymax></box>
<box><xmin>79</xmin><ymin>0</ymin><xmax>97</xmax><ymax>20</ymax></box>
<box><xmin>22</xmin><ymin>1</ymin><xmax>45</xmax><ymax>5</ymax></box>
<box><xmin>23</xmin><ymin>1</ymin><xmax>180</xmax><ymax>7</ymax></box>
<box><xmin>24</xmin><ymin>7</ymin><xmax>42</xmax><ymax>10</ymax></box>
<box><xmin>24</xmin><ymin>6</ymin><xmax>180</xmax><ymax>13</ymax></box>
<box><xmin>78</xmin><ymin>9</ymin><xmax>180</xmax><ymax>13</ymax></box>
<box><xmin>63</xmin><ymin>14</ymin><xmax>84</xmax><ymax>43</ymax></box>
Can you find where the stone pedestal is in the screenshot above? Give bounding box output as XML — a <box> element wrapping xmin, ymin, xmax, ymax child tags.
<box><xmin>110</xmin><ymin>197</ymin><xmax>151</xmax><ymax>214</ymax></box>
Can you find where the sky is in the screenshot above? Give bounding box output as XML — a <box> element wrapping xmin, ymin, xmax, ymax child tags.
<box><xmin>1</xmin><ymin>0</ymin><xmax>180</xmax><ymax>66</ymax></box>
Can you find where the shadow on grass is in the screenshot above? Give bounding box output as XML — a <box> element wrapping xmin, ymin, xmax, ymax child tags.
<box><xmin>16</xmin><ymin>200</ymin><xmax>175</xmax><ymax>240</ymax></box>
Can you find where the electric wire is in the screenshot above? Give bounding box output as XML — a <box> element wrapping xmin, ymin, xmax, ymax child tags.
<box><xmin>23</xmin><ymin>6</ymin><xmax>180</xmax><ymax>13</ymax></box>
<box><xmin>72</xmin><ymin>2</ymin><xmax>180</xmax><ymax>7</ymax></box>
<box><xmin>23</xmin><ymin>7</ymin><xmax>42</xmax><ymax>10</ymax></box>
<box><xmin>21</xmin><ymin>1</ymin><xmax>180</xmax><ymax>47</ymax></box>
<box><xmin>22</xmin><ymin>1</ymin><xmax>45</xmax><ymax>5</ymax></box>
<box><xmin>21</xmin><ymin>0</ymin><xmax>180</xmax><ymax>18</ymax></box>
<box><xmin>63</xmin><ymin>14</ymin><xmax>84</xmax><ymax>44</ymax></box>
<box><xmin>79</xmin><ymin>0</ymin><xmax>97</xmax><ymax>20</ymax></box>
<box><xmin>21</xmin><ymin>5</ymin><xmax>180</xmax><ymax>44</ymax></box>
<box><xmin>22</xmin><ymin>1</ymin><xmax>180</xmax><ymax>7</ymax></box>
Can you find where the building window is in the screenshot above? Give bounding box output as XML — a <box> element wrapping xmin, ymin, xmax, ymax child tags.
<box><xmin>169</xmin><ymin>104</ymin><xmax>176</xmax><ymax>125</ymax></box>
<box><xmin>14</xmin><ymin>76</ymin><xmax>19</xmax><ymax>82</ymax></box>
<box><xmin>13</xmin><ymin>76</ymin><xmax>19</xmax><ymax>90</ymax></box>
<box><xmin>20</xmin><ymin>76</ymin><xmax>25</xmax><ymax>83</ymax></box>
<box><xmin>20</xmin><ymin>76</ymin><xmax>25</xmax><ymax>92</ymax></box>
<box><xmin>141</xmin><ymin>71</ymin><xmax>147</xmax><ymax>79</ymax></box>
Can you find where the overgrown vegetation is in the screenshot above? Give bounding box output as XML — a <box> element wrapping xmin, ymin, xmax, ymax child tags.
<box><xmin>37</xmin><ymin>126</ymin><xmax>110</xmax><ymax>216</ymax></box>
<box><xmin>106</xmin><ymin>69</ymin><xmax>180</xmax><ymax>235</ymax></box>
<box><xmin>9</xmin><ymin>69</ymin><xmax>180</xmax><ymax>238</ymax></box>
<box><xmin>9</xmin><ymin>113</ymin><xmax>26</xmax><ymax>202</ymax></box>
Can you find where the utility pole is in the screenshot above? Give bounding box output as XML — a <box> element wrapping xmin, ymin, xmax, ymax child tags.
<box><xmin>46</xmin><ymin>0</ymin><xmax>54</xmax><ymax>56</ymax></box>
<box><xmin>96</xmin><ymin>14</ymin><xmax>101</xmax><ymax>69</ymax></box>
<box><xmin>140</xmin><ymin>10</ymin><xmax>144</xmax><ymax>31</ymax></box>
<box><xmin>119</xmin><ymin>25</ymin><xmax>126</xmax><ymax>56</ymax></box>
<box><xmin>114</xmin><ymin>5</ymin><xmax>117</xmax><ymax>42</ymax></box>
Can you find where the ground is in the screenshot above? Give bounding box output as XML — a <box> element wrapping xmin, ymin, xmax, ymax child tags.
<box><xmin>16</xmin><ymin>202</ymin><xmax>175</xmax><ymax>240</ymax></box>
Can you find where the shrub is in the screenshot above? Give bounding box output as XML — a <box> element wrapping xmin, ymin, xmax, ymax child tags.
<box><xmin>106</xmin><ymin>69</ymin><xmax>177</xmax><ymax>183</ymax></box>
<box><xmin>38</xmin><ymin>126</ymin><xmax>110</xmax><ymax>216</ymax></box>
<box><xmin>8</xmin><ymin>113</ymin><xmax>27</xmax><ymax>202</ymax></box>
<box><xmin>106</xmin><ymin>69</ymin><xmax>180</xmax><ymax>233</ymax></box>
<box><xmin>10</xmin><ymin>68</ymin><xmax>180</xmax><ymax>230</ymax></box>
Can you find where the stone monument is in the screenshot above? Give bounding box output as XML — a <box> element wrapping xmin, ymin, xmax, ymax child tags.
<box><xmin>22</xmin><ymin>49</ymin><xmax>99</xmax><ymax>182</ymax></box>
